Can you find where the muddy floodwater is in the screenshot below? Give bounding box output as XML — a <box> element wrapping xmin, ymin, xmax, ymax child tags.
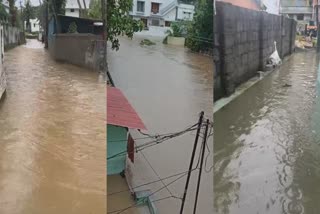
<box><xmin>214</xmin><ymin>51</ymin><xmax>320</xmax><ymax>214</ymax></box>
<box><xmin>108</xmin><ymin>35</ymin><xmax>213</xmax><ymax>213</ymax></box>
<box><xmin>0</xmin><ymin>40</ymin><xmax>106</xmax><ymax>214</ymax></box>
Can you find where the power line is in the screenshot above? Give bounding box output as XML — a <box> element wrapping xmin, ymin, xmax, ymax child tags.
<box><xmin>107</xmin><ymin>169</ymin><xmax>195</xmax><ymax>196</ymax></box>
<box><xmin>107</xmin><ymin>171</ymin><xmax>190</xmax><ymax>214</ymax></box>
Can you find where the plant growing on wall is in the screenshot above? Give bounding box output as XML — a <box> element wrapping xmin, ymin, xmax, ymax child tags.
<box><xmin>68</xmin><ymin>22</ymin><xmax>78</xmax><ymax>33</ymax></box>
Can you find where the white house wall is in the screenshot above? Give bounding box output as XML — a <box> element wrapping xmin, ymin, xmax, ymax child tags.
<box><xmin>177</xmin><ymin>4</ymin><xmax>194</xmax><ymax>20</ymax></box>
<box><xmin>65</xmin><ymin>8</ymin><xmax>80</xmax><ymax>17</ymax></box>
<box><xmin>163</xmin><ymin>8</ymin><xmax>176</xmax><ymax>22</ymax></box>
<box><xmin>263</xmin><ymin>0</ymin><xmax>279</xmax><ymax>15</ymax></box>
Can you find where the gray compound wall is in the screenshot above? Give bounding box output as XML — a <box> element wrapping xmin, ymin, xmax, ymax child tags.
<box><xmin>214</xmin><ymin>2</ymin><xmax>296</xmax><ymax>100</ymax></box>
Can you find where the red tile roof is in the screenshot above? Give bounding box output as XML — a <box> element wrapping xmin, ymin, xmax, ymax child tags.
<box><xmin>218</xmin><ymin>0</ymin><xmax>260</xmax><ymax>10</ymax></box>
<box><xmin>107</xmin><ymin>86</ymin><xmax>146</xmax><ymax>130</ymax></box>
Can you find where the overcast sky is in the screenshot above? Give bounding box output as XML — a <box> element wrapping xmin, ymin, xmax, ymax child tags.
<box><xmin>15</xmin><ymin>0</ymin><xmax>41</xmax><ymax>7</ymax></box>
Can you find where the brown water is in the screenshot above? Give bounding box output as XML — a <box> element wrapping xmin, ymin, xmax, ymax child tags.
<box><xmin>108</xmin><ymin>35</ymin><xmax>213</xmax><ymax>213</ymax></box>
<box><xmin>0</xmin><ymin>39</ymin><xmax>106</xmax><ymax>214</ymax></box>
<box><xmin>214</xmin><ymin>51</ymin><xmax>320</xmax><ymax>214</ymax></box>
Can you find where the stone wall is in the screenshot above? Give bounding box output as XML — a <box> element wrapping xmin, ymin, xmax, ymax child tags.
<box><xmin>3</xmin><ymin>25</ymin><xmax>25</xmax><ymax>50</ymax></box>
<box><xmin>48</xmin><ymin>34</ymin><xmax>104</xmax><ymax>71</ymax></box>
<box><xmin>214</xmin><ymin>2</ymin><xmax>296</xmax><ymax>100</ymax></box>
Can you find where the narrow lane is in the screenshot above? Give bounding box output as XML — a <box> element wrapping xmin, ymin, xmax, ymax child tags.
<box><xmin>214</xmin><ymin>50</ymin><xmax>320</xmax><ymax>214</ymax></box>
<box><xmin>0</xmin><ymin>40</ymin><xmax>106</xmax><ymax>214</ymax></box>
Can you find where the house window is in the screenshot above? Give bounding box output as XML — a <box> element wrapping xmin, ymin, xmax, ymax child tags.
<box><xmin>151</xmin><ymin>19</ymin><xmax>160</xmax><ymax>26</ymax></box>
<box><xmin>151</xmin><ymin>2</ymin><xmax>160</xmax><ymax>14</ymax></box>
<box><xmin>70</xmin><ymin>9</ymin><xmax>75</xmax><ymax>12</ymax></box>
<box><xmin>34</xmin><ymin>23</ymin><xmax>36</xmax><ymax>27</ymax></box>
<box><xmin>137</xmin><ymin>1</ymin><xmax>145</xmax><ymax>12</ymax></box>
<box><xmin>297</xmin><ymin>14</ymin><xmax>304</xmax><ymax>20</ymax></box>
<box><xmin>165</xmin><ymin>21</ymin><xmax>171</xmax><ymax>27</ymax></box>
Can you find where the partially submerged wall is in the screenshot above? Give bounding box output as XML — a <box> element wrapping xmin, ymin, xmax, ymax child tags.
<box><xmin>49</xmin><ymin>33</ymin><xmax>104</xmax><ymax>71</ymax></box>
<box><xmin>3</xmin><ymin>26</ymin><xmax>25</xmax><ymax>50</ymax></box>
<box><xmin>214</xmin><ymin>2</ymin><xmax>296</xmax><ymax>100</ymax></box>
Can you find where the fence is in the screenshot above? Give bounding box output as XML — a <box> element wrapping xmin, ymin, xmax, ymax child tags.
<box><xmin>3</xmin><ymin>25</ymin><xmax>25</xmax><ymax>50</ymax></box>
<box><xmin>214</xmin><ymin>2</ymin><xmax>297</xmax><ymax>100</ymax></box>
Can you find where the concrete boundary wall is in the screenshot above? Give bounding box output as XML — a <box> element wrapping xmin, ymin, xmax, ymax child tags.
<box><xmin>3</xmin><ymin>25</ymin><xmax>25</xmax><ymax>50</ymax></box>
<box><xmin>48</xmin><ymin>33</ymin><xmax>104</xmax><ymax>71</ymax></box>
<box><xmin>214</xmin><ymin>2</ymin><xmax>296</xmax><ymax>100</ymax></box>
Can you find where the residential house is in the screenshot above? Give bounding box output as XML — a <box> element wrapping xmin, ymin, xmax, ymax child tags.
<box><xmin>218</xmin><ymin>0</ymin><xmax>263</xmax><ymax>11</ymax></box>
<box><xmin>107</xmin><ymin>86</ymin><xmax>146</xmax><ymax>175</ymax></box>
<box><xmin>280</xmin><ymin>0</ymin><xmax>313</xmax><ymax>23</ymax></box>
<box><xmin>129</xmin><ymin>0</ymin><xmax>195</xmax><ymax>27</ymax></box>
<box><xmin>25</xmin><ymin>19</ymin><xmax>40</xmax><ymax>33</ymax></box>
<box><xmin>262</xmin><ymin>0</ymin><xmax>280</xmax><ymax>14</ymax></box>
<box><xmin>65</xmin><ymin>0</ymin><xmax>91</xmax><ymax>18</ymax></box>
<box><xmin>218</xmin><ymin>0</ymin><xmax>280</xmax><ymax>14</ymax></box>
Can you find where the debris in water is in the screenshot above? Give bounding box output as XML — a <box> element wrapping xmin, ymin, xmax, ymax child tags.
<box><xmin>140</xmin><ymin>39</ymin><xmax>156</xmax><ymax>46</ymax></box>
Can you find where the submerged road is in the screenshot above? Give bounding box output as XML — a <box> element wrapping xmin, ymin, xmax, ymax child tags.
<box><xmin>214</xmin><ymin>50</ymin><xmax>320</xmax><ymax>214</ymax></box>
<box><xmin>108</xmin><ymin>35</ymin><xmax>213</xmax><ymax>213</ymax></box>
<box><xmin>0</xmin><ymin>40</ymin><xmax>106</xmax><ymax>214</ymax></box>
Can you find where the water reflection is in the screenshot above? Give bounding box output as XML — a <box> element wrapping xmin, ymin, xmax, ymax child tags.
<box><xmin>214</xmin><ymin>51</ymin><xmax>320</xmax><ymax>214</ymax></box>
<box><xmin>0</xmin><ymin>40</ymin><xmax>105</xmax><ymax>213</ymax></box>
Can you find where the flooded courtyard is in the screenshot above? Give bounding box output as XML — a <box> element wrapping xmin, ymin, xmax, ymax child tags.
<box><xmin>214</xmin><ymin>50</ymin><xmax>320</xmax><ymax>214</ymax></box>
<box><xmin>108</xmin><ymin>35</ymin><xmax>213</xmax><ymax>213</ymax></box>
<box><xmin>0</xmin><ymin>40</ymin><xmax>106</xmax><ymax>213</ymax></box>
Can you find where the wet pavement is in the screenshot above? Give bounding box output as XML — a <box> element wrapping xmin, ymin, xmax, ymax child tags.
<box><xmin>214</xmin><ymin>50</ymin><xmax>320</xmax><ymax>214</ymax></box>
<box><xmin>108</xmin><ymin>35</ymin><xmax>213</xmax><ymax>213</ymax></box>
<box><xmin>0</xmin><ymin>39</ymin><xmax>106</xmax><ymax>214</ymax></box>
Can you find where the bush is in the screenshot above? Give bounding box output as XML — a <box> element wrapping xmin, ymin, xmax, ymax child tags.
<box><xmin>68</xmin><ymin>22</ymin><xmax>78</xmax><ymax>33</ymax></box>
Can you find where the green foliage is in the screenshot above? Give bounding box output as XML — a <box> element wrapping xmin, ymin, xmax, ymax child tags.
<box><xmin>107</xmin><ymin>0</ymin><xmax>144</xmax><ymax>50</ymax></box>
<box><xmin>23</xmin><ymin>0</ymin><xmax>35</xmax><ymax>32</ymax></box>
<box><xmin>88</xmin><ymin>0</ymin><xmax>101</xmax><ymax>19</ymax></box>
<box><xmin>52</xmin><ymin>0</ymin><xmax>66</xmax><ymax>15</ymax></box>
<box><xmin>0</xmin><ymin>3</ymin><xmax>8</xmax><ymax>21</ymax></box>
<box><xmin>186</xmin><ymin>0</ymin><xmax>213</xmax><ymax>52</ymax></box>
<box><xmin>68</xmin><ymin>22</ymin><xmax>78</xmax><ymax>33</ymax></box>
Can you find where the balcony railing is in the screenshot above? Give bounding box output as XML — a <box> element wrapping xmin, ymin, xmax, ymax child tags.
<box><xmin>280</xmin><ymin>6</ymin><xmax>313</xmax><ymax>14</ymax></box>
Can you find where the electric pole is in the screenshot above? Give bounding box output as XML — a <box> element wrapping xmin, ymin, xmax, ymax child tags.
<box><xmin>180</xmin><ymin>111</ymin><xmax>204</xmax><ymax>214</ymax></box>
<box><xmin>45</xmin><ymin>0</ymin><xmax>48</xmax><ymax>48</ymax></box>
<box><xmin>317</xmin><ymin>0</ymin><xmax>320</xmax><ymax>52</ymax></box>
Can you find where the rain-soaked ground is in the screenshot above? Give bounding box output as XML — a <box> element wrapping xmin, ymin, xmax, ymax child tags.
<box><xmin>214</xmin><ymin>50</ymin><xmax>320</xmax><ymax>214</ymax></box>
<box><xmin>108</xmin><ymin>35</ymin><xmax>213</xmax><ymax>213</ymax></box>
<box><xmin>0</xmin><ymin>39</ymin><xmax>106</xmax><ymax>214</ymax></box>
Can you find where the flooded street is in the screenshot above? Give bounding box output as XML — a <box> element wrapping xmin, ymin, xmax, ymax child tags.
<box><xmin>0</xmin><ymin>40</ymin><xmax>106</xmax><ymax>213</ymax></box>
<box><xmin>108</xmin><ymin>35</ymin><xmax>213</xmax><ymax>213</ymax></box>
<box><xmin>214</xmin><ymin>50</ymin><xmax>320</xmax><ymax>214</ymax></box>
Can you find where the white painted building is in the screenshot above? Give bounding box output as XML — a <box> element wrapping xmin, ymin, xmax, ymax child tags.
<box><xmin>65</xmin><ymin>0</ymin><xmax>91</xmax><ymax>18</ymax></box>
<box><xmin>25</xmin><ymin>19</ymin><xmax>40</xmax><ymax>32</ymax></box>
<box><xmin>129</xmin><ymin>0</ymin><xmax>195</xmax><ymax>27</ymax></box>
<box><xmin>262</xmin><ymin>0</ymin><xmax>280</xmax><ymax>15</ymax></box>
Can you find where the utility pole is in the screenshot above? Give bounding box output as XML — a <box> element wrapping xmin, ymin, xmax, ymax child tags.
<box><xmin>317</xmin><ymin>0</ymin><xmax>320</xmax><ymax>52</ymax></box>
<box><xmin>180</xmin><ymin>111</ymin><xmax>204</xmax><ymax>214</ymax></box>
<box><xmin>193</xmin><ymin>119</ymin><xmax>209</xmax><ymax>214</ymax></box>
<box><xmin>45</xmin><ymin>0</ymin><xmax>48</xmax><ymax>48</ymax></box>
<box><xmin>101</xmin><ymin>0</ymin><xmax>106</xmax><ymax>73</ymax></box>
<box><xmin>20</xmin><ymin>1</ymin><xmax>24</xmax><ymax>32</ymax></box>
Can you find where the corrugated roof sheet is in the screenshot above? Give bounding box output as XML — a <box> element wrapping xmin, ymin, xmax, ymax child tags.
<box><xmin>107</xmin><ymin>87</ymin><xmax>146</xmax><ymax>130</ymax></box>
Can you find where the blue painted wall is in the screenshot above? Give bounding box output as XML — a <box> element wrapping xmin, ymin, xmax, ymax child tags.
<box><xmin>107</xmin><ymin>124</ymin><xmax>128</xmax><ymax>175</ymax></box>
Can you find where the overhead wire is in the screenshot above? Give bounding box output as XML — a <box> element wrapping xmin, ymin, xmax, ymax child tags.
<box><xmin>107</xmin><ymin>171</ymin><xmax>193</xmax><ymax>214</ymax></box>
